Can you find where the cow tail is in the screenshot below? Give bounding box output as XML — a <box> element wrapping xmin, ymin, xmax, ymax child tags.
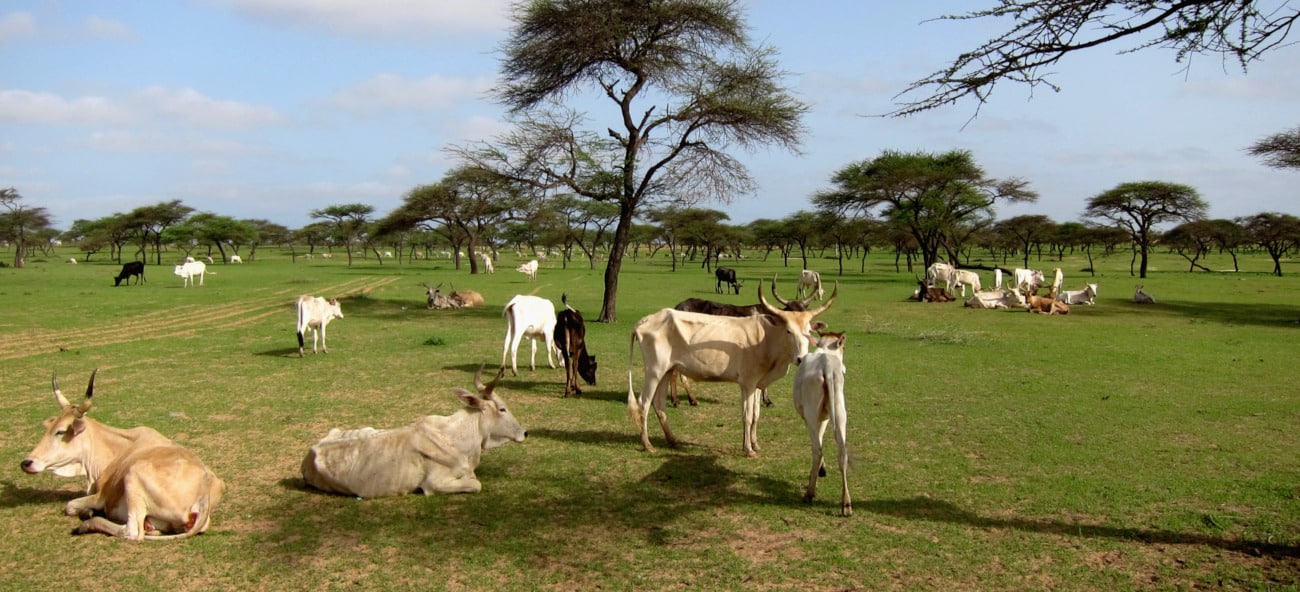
<box><xmin>296</xmin><ymin>300</ymin><xmax>306</xmax><ymax>350</ymax></box>
<box><xmin>627</xmin><ymin>330</ymin><xmax>641</xmax><ymax>422</ymax></box>
<box><xmin>826</xmin><ymin>360</ymin><xmax>849</xmax><ymax>468</ymax></box>
<box><xmin>143</xmin><ymin>473</ymin><xmax>219</xmax><ymax>541</ymax></box>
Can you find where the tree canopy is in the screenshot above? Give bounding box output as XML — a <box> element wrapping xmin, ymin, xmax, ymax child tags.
<box><xmin>1247</xmin><ymin>125</ymin><xmax>1300</xmax><ymax>170</ymax></box>
<box><xmin>1083</xmin><ymin>180</ymin><xmax>1208</xmax><ymax>278</ymax></box>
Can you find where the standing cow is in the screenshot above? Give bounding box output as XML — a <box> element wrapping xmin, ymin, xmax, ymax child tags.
<box><xmin>628</xmin><ymin>280</ymin><xmax>837</xmax><ymax>457</ymax></box>
<box><xmin>301</xmin><ymin>366</ymin><xmax>527</xmax><ymax>497</ymax></box>
<box><xmin>516</xmin><ymin>259</ymin><xmax>539</xmax><ymax>281</ymax></box>
<box><xmin>792</xmin><ymin>330</ymin><xmax>852</xmax><ymax>516</ymax></box>
<box><xmin>554</xmin><ymin>294</ymin><xmax>597</xmax><ymax>397</ymax></box>
<box><xmin>797</xmin><ymin>270</ymin><xmax>823</xmax><ymax>300</ymax></box>
<box><xmin>715</xmin><ymin>267</ymin><xmax>742</xmax><ymax>294</ymax></box>
<box><xmin>501</xmin><ymin>295</ymin><xmax>560</xmax><ymax>375</ymax></box>
<box><xmin>297</xmin><ymin>295</ymin><xmax>344</xmax><ymax>357</ymax></box>
<box><xmin>113</xmin><ymin>261</ymin><xmax>146</xmax><ymax>286</ymax></box>
<box><xmin>174</xmin><ymin>260</ymin><xmax>206</xmax><ymax>287</ymax></box>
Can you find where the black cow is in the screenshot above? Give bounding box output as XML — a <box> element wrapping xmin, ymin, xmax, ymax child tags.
<box><xmin>669</xmin><ymin>278</ymin><xmax>820</xmax><ymax>407</ymax></box>
<box><xmin>715</xmin><ymin>267</ymin><xmax>742</xmax><ymax>294</ymax></box>
<box><xmin>113</xmin><ymin>261</ymin><xmax>145</xmax><ymax>286</ymax></box>
<box><xmin>553</xmin><ymin>294</ymin><xmax>597</xmax><ymax>398</ymax></box>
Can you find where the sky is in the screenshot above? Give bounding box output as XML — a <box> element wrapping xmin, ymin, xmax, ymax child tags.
<box><xmin>3</xmin><ymin>1</ymin><xmax>1298</xmax><ymax>232</ymax></box>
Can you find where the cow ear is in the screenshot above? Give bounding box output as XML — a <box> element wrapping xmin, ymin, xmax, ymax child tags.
<box><xmin>70</xmin><ymin>417</ymin><xmax>88</xmax><ymax>437</ymax></box>
<box><xmin>453</xmin><ymin>388</ymin><xmax>484</xmax><ymax>409</ymax></box>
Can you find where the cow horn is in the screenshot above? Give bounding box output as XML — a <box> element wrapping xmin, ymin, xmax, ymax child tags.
<box><xmin>808</xmin><ymin>283</ymin><xmax>839</xmax><ymax>316</ymax></box>
<box><xmin>768</xmin><ymin>275</ymin><xmax>791</xmax><ymax>307</ymax></box>
<box><xmin>52</xmin><ymin>371</ymin><xmax>71</xmax><ymax>408</ymax></box>
<box><xmin>475</xmin><ymin>363</ymin><xmax>505</xmax><ymax>394</ymax></box>
<box><xmin>79</xmin><ymin>368</ymin><xmax>97</xmax><ymax>413</ymax></box>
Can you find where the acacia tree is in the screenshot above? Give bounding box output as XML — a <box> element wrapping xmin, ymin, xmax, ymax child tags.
<box><xmin>1247</xmin><ymin>125</ymin><xmax>1300</xmax><ymax>170</ymax></box>
<box><xmin>992</xmin><ymin>214</ymin><xmax>1055</xmax><ymax>268</ymax></box>
<box><xmin>814</xmin><ymin>150</ymin><xmax>1036</xmax><ymax>269</ymax></box>
<box><xmin>381</xmin><ymin>167</ymin><xmax>524</xmax><ymax>273</ymax></box>
<box><xmin>1239</xmin><ymin>212</ymin><xmax>1300</xmax><ymax>276</ymax></box>
<box><xmin>892</xmin><ymin>1</ymin><xmax>1300</xmax><ymax>116</ymax></box>
<box><xmin>1084</xmin><ymin>181</ymin><xmax>1208</xmax><ymax>278</ymax></box>
<box><xmin>454</xmin><ymin>0</ymin><xmax>807</xmax><ymax>322</ymax></box>
<box><xmin>0</xmin><ymin>188</ymin><xmax>51</xmax><ymax>268</ymax></box>
<box><xmin>127</xmin><ymin>200</ymin><xmax>193</xmax><ymax>265</ymax></box>
<box><xmin>310</xmin><ymin>204</ymin><xmax>374</xmax><ymax>267</ymax></box>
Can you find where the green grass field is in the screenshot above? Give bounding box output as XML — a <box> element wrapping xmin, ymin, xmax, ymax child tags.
<box><xmin>1</xmin><ymin>248</ymin><xmax>1296</xmax><ymax>591</ymax></box>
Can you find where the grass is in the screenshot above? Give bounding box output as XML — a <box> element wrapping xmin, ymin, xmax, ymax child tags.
<box><xmin>0</xmin><ymin>248</ymin><xmax>1297</xmax><ymax>591</ymax></box>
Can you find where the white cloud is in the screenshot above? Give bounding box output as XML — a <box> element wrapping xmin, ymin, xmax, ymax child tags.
<box><xmin>0</xmin><ymin>90</ymin><xmax>130</xmax><ymax>125</ymax></box>
<box><xmin>135</xmin><ymin>86</ymin><xmax>286</xmax><ymax>128</ymax></box>
<box><xmin>0</xmin><ymin>11</ymin><xmax>36</xmax><ymax>42</ymax></box>
<box><xmin>208</xmin><ymin>0</ymin><xmax>510</xmax><ymax>39</ymax></box>
<box><xmin>328</xmin><ymin>74</ymin><xmax>495</xmax><ymax>114</ymax></box>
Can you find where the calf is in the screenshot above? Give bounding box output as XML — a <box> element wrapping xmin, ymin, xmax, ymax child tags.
<box><xmin>554</xmin><ymin>294</ymin><xmax>598</xmax><ymax>397</ymax></box>
<box><xmin>1134</xmin><ymin>285</ymin><xmax>1156</xmax><ymax>304</ymax></box>
<box><xmin>501</xmin><ymin>294</ymin><xmax>560</xmax><ymax>375</ymax></box>
<box><xmin>21</xmin><ymin>370</ymin><xmax>224</xmax><ymax>540</ymax></box>
<box><xmin>516</xmin><ymin>259</ymin><xmax>539</xmax><ymax>281</ymax></box>
<box><xmin>915</xmin><ymin>279</ymin><xmax>954</xmax><ymax>302</ymax></box>
<box><xmin>791</xmin><ymin>331</ymin><xmax>851</xmax><ymax>516</ymax></box>
<box><xmin>113</xmin><ymin>261</ymin><xmax>146</xmax><ymax>286</ymax></box>
<box><xmin>174</xmin><ymin>260</ymin><xmax>206</xmax><ymax>287</ymax></box>
<box><xmin>297</xmin><ymin>295</ymin><xmax>344</xmax><ymax>356</ymax></box>
<box><xmin>1022</xmin><ymin>288</ymin><xmax>1070</xmax><ymax>315</ymax></box>
<box><xmin>1059</xmin><ymin>283</ymin><xmax>1098</xmax><ymax>305</ymax></box>
<box><xmin>715</xmin><ymin>266</ymin><xmax>742</xmax><ymax>294</ymax></box>
<box><xmin>301</xmin><ymin>366</ymin><xmax>527</xmax><ymax>497</ymax></box>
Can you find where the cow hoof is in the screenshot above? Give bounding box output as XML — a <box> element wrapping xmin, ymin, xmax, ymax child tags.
<box><xmin>745</xmin><ymin>451</ymin><xmax>759</xmax><ymax>459</ymax></box>
<box><xmin>841</xmin><ymin>504</ymin><xmax>853</xmax><ymax>517</ymax></box>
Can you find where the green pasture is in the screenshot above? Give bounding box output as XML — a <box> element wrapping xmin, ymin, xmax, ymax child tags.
<box><xmin>0</xmin><ymin>248</ymin><xmax>1296</xmax><ymax>591</ymax></box>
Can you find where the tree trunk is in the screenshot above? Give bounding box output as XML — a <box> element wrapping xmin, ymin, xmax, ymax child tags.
<box><xmin>598</xmin><ymin>206</ymin><xmax>635</xmax><ymax>323</ymax></box>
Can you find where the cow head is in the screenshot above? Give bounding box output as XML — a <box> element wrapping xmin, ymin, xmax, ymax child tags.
<box><xmin>461</xmin><ymin>365</ymin><xmax>527</xmax><ymax>450</ymax></box>
<box><xmin>325</xmin><ymin>298</ymin><xmax>344</xmax><ymax>320</ymax></box>
<box><xmin>758</xmin><ymin>279</ymin><xmax>837</xmax><ymax>363</ymax></box>
<box><xmin>577</xmin><ymin>352</ymin><xmax>597</xmax><ymax>386</ymax></box>
<box><xmin>21</xmin><ymin>370</ymin><xmax>97</xmax><ymax>477</ymax></box>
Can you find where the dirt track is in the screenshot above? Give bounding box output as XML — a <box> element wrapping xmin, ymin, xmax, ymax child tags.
<box><xmin>0</xmin><ymin>276</ymin><xmax>400</xmax><ymax>362</ymax></box>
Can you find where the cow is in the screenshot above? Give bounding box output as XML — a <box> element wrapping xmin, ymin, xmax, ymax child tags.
<box><xmin>449</xmin><ymin>287</ymin><xmax>484</xmax><ymax>308</ymax></box>
<box><xmin>950</xmin><ymin>269</ymin><xmax>982</xmax><ymax>298</ymax></box>
<box><xmin>479</xmin><ymin>252</ymin><xmax>495</xmax><ymax>274</ymax></box>
<box><xmin>1049</xmin><ymin>267</ymin><xmax>1064</xmax><ymax>298</ymax></box>
<box><xmin>423</xmin><ymin>283</ymin><xmax>453</xmax><ymax>310</ymax></box>
<box><xmin>1013</xmin><ymin>268</ymin><xmax>1046</xmax><ymax>295</ymax></box>
<box><xmin>1022</xmin><ymin>287</ymin><xmax>1070</xmax><ymax>315</ymax></box>
<box><xmin>926</xmin><ymin>262</ymin><xmax>956</xmax><ymax>292</ymax></box>
<box><xmin>797</xmin><ymin>269</ymin><xmax>824</xmax><ymax>300</ymax></box>
<box><xmin>914</xmin><ymin>278</ymin><xmax>954</xmax><ymax>302</ymax></box>
<box><xmin>516</xmin><ymin>259</ymin><xmax>539</xmax><ymax>281</ymax></box>
<box><xmin>67</xmin><ymin>257</ymin><xmax>77</xmax><ymax>264</ymax></box>
<box><xmin>1134</xmin><ymin>285</ymin><xmax>1156</xmax><ymax>304</ymax></box>
<box><xmin>715</xmin><ymin>267</ymin><xmax>741</xmax><ymax>294</ymax></box>
<box><xmin>792</xmin><ymin>330</ymin><xmax>851</xmax><ymax>516</ymax></box>
<box><xmin>21</xmin><ymin>370</ymin><xmax>224</xmax><ymax>540</ymax></box>
<box><xmin>963</xmin><ymin>289</ymin><xmax>1024</xmax><ymax>309</ymax></box>
<box><xmin>501</xmin><ymin>295</ymin><xmax>560</xmax><ymax>376</ymax></box>
<box><xmin>297</xmin><ymin>295</ymin><xmax>344</xmax><ymax>357</ymax></box>
<box><xmin>229</xmin><ymin>255</ymin><xmax>243</xmax><ymax>264</ymax></box>
<box><xmin>113</xmin><ymin>261</ymin><xmax>146</xmax><ymax>286</ymax></box>
<box><xmin>628</xmin><ymin>280</ymin><xmax>837</xmax><ymax>457</ymax></box>
<box><xmin>1059</xmin><ymin>283</ymin><xmax>1099</xmax><ymax>305</ymax></box>
<box><xmin>554</xmin><ymin>293</ymin><xmax>598</xmax><ymax>397</ymax></box>
<box><xmin>173</xmin><ymin>260</ymin><xmax>205</xmax><ymax>287</ymax></box>
<box><xmin>301</xmin><ymin>366</ymin><xmax>527</xmax><ymax>497</ymax></box>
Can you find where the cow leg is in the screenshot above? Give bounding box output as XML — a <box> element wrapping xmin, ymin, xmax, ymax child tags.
<box><xmin>74</xmin><ymin>516</ymin><xmax>130</xmax><ymax>538</ymax></box>
<box><xmin>501</xmin><ymin>326</ymin><xmax>518</xmax><ymax>376</ymax></box>
<box><xmin>740</xmin><ymin>387</ymin><xmax>760</xmax><ymax>457</ymax></box>
<box><xmin>803</xmin><ymin>414</ymin><xmax>828</xmax><ymax>504</ymax></box>
<box><xmin>651</xmin><ymin>379</ymin><xmax>678</xmax><ymax>449</ymax></box>
<box><xmin>834</xmin><ymin>418</ymin><xmax>852</xmax><ymax>517</ymax></box>
<box><xmin>319</xmin><ymin>324</ymin><xmax>328</xmax><ymax>354</ymax></box>
<box><xmin>422</xmin><ymin>473</ymin><xmax>482</xmax><ymax>494</ymax></box>
<box><xmin>760</xmin><ymin>388</ymin><xmax>773</xmax><ymax>407</ymax></box>
<box><xmin>65</xmin><ymin>493</ymin><xmax>102</xmax><ymax>520</ymax></box>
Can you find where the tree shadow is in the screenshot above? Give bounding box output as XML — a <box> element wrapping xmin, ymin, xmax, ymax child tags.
<box><xmin>861</xmin><ymin>496</ymin><xmax>1300</xmax><ymax>559</ymax></box>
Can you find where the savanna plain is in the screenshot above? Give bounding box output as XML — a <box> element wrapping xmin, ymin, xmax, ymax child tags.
<box><xmin>0</xmin><ymin>247</ymin><xmax>1296</xmax><ymax>591</ymax></box>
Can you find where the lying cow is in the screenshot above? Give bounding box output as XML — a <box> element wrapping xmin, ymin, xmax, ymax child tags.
<box><xmin>1134</xmin><ymin>285</ymin><xmax>1156</xmax><ymax>304</ymax></box>
<box><xmin>1059</xmin><ymin>283</ymin><xmax>1098</xmax><ymax>305</ymax></box>
<box><xmin>914</xmin><ymin>278</ymin><xmax>954</xmax><ymax>302</ymax></box>
<box><xmin>629</xmin><ymin>280</ymin><xmax>837</xmax><ymax>457</ymax></box>
<box><xmin>792</xmin><ymin>330</ymin><xmax>851</xmax><ymax>516</ymax></box>
<box><xmin>501</xmin><ymin>294</ymin><xmax>560</xmax><ymax>375</ymax></box>
<box><xmin>301</xmin><ymin>366</ymin><xmax>527</xmax><ymax>497</ymax></box>
<box><xmin>1022</xmin><ymin>288</ymin><xmax>1070</xmax><ymax>315</ymax></box>
<box><xmin>174</xmin><ymin>260</ymin><xmax>206</xmax><ymax>287</ymax></box>
<box><xmin>554</xmin><ymin>294</ymin><xmax>597</xmax><ymax>397</ymax></box>
<box><xmin>297</xmin><ymin>295</ymin><xmax>344</xmax><ymax>356</ymax></box>
<box><xmin>21</xmin><ymin>370</ymin><xmax>224</xmax><ymax>540</ymax></box>
<box><xmin>963</xmin><ymin>289</ymin><xmax>1024</xmax><ymax>310</ymax></box>
<box><xmin>113</xmin><ymin>261</ymin><xmax>146</xmax><ymax>287</ymax></box>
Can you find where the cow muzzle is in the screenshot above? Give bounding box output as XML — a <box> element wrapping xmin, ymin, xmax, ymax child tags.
<box><xmin>20</xmin><ymin>459</ymin><xmax>42</xmax><ymax>474</ymax></box>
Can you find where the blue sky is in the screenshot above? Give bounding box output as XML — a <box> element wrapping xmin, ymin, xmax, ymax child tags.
<box><xmin>4</xmin><ymin>1</ymin><xmax>1297</xmax><ymax>232</ymax></box>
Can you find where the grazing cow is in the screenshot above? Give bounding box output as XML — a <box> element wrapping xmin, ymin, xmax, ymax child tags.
<box><xmin>173</xmin><ymin>260</ymin><xmax>206</xmax><ymax>287</ymax></box>
<box><xmin>229</xmin><ymin>255</ymin><xmax>243</xmax><ymax>264</ymax></box>
<box><xmin>301</xmin><ymin>366</ymin><xmax>527</xmax><ymax>497</ymax></box>
<box><xmin>320</xmin><ymin>253</ymin><xmax>332</xmax><ymax>259</ymax></box>
<box><xmin>516</xmin><ymin>259</ymin><xmax>539</xmax><ymax>281</ymax></box>
<box><xmin>628</xmin><ymin>280</ymin><xmax>837</xmax><ymax>457</ymax></box>
<box><xmin>792</xmin><ymin>330</ymin><xmax>851</xmax><ymax>516</ymax></box>
<box><xmin>797</xmin><ymin>269</ymin><xmax>824</xmax><ymax>300</ymax></box>
<box><xmin>1049</xmin><ymin>267</ymin><xmax>1064</xmax><ymax>298</ymax></box>
<box><xmin>113</xmin><ymin>261</ymin><xmax>146</xmax><ymax>286</ymax></box>
<box><xmin>479</xmin><ymin>252</ymin><xmax>495</xmax><ymax>273</ymax></box>
<box><xmin>1134</xmin><ymin>285</ymin><xmax>1156</xmax><ymax>304</ymax></box>
<box><xmin>963</xmin><ymin>289</ymin><xmax>1024</xmax><ymax>309</ymax></box>
<box><xmin>950</xmin><ymin>269</ymin><xmax>982</xmax><ymax>297</ymax></box>
<box><xmin>21</xmin><ymin>370</ymin><xmax>224</xmax><ymax>540</ymax></box>
<box><xmin>297</xmin><ymin>295</ymin><xmax>344</xmax><ymax>357</ymax></box>
<box><xmin>1013</xmin><ymin>268</ymin><xmax>1046</xmax><ymax>294</ymax></box>
<box><xmin>1022</xmin><ymin>287</ymin><xmax>1070</xmax><ymax>315</ymax></box>
<box><xmin>501</xmin><ymin>295</ymin><xmax>560</xmax><ymax>375</ymax></box>
<box><xmin>554</xmin><ymin>294</ymin><xmax>598</xmax><ymax>397</ymax></box>
<box><xmin>715</xmin><ymin>266</ymin><xmax>742</xmax><ymax>294</ymax></box>
<box><xmin>1059</xmin><ymin>283</ymin><xmax>1099</xmax><ymax>305</ymax></box>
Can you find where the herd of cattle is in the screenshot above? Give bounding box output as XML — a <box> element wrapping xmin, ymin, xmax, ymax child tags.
<box><xmin>26</xmin><ymin>258</ymin><xmax>1160</xmax><ymax>539</ymax></box>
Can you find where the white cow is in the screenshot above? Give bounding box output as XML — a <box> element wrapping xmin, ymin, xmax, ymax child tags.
<box><xmin>500</xmin><ymin>295</ymin><xmax>560</xmax><ymax>375</ymax></box>
<box><xmin>792</xmin><ymin>330</ymin><xmax>852</xmax><ymax>516</ymax></box>
<box><xmin>925</xmin><ymin>262</ymin><xmax>956</xmax><ymax>292</ymax></box>
<box><xmin>515</xmin><ymin>259</ymin><xmax>539</xmax><ymax>281</ymax></box>
<box><xmin>1013</xmin><ymin>268</ymin><xmax>1045</xmax><ymax>294</ymax></box>
<box><xmin>963</xmin><ymin>289</ymin><xmax>1024</xmax><ymax>309</ymax></box>
<box><xmin>174</xmin><ymin>260</ymin><xmax>206</xmax><ymax>287</ymax></box>
<box><xmin>479</xmin><ymin>252</ymin><xmax>495</xmax><ymax>273</ymax></box>
<box><xmin>797</xmin><ymin>270</ymin><xmax>824</xmax><ymax>300</ymax></box>
<box><xmin>1049</xmin><ymin>267</ymin><xmax>1064</xmax><ymax>297</ymax></box>
<box><xmin>67</xmin><ymin>257</ymin><xmax>77</xmax><ymax>264</ymax></box>
<box><xmin>301</xmin><ymin>366</ymin><xmax>527</xmax><ymax>497</ymax></box>
<box><xmin>628</xmin><ymin>280</ymin><xmax>837</xmax><ymax>457</ymax></box>
<box><xmin>230</xmin><ymin>255</ymin><xmax>243</xmax><ymax>264</ymax></box>
<box><xmin>949</xmin><ymin>269</ymin><xmax>982</xmax><ymax>297</ymax></box>
<box><xmin>1059</xmin><ymin>283</ymin><xmax>1098</xmax><ymax>305</ymax></box>
<box><xmin>297</xmin><ymin>295</ymin><xmax>344</xmax><ymax>357</ymax></box>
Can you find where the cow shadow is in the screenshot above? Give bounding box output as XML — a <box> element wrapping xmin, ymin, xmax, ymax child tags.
<box><xmin>0</xmin><ymin>480</ymin><xmax>79</xmax><ymax>509</ymax></box>
<box><xmin>256</xmin><ymin>347</ymin><xmax>303</xmax><ymax>358</ymax></box>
